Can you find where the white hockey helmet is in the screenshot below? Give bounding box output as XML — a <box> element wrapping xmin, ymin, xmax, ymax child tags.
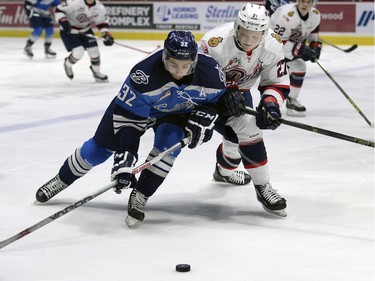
<box><xmin>234</xmin><ymin>3</ymin><xmax>269</xmax><ymax>34</ymax></box>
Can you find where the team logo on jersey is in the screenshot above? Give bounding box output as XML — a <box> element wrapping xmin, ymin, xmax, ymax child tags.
<box><xmin>271</xmin><ymin>33</ymin><xmax>283</xmax><ymax>43</ymax></box>
<box><xmin>77</xmin><ymin>13</ymin><xmax>90</xmax><ymax>23</ymax></box>
<box><xmin>208</xmin><ymin>37</ymin><xmax>223</xmax><ymax>47</ymax></box>
<box><xmin>287</xmin><ymin>11</ymin><xmax>295</xmax><ymax>17</ymax></box>
<box><xmin>225</xmin><ymin>62</ymin><xmax>262</xmax><ymax>84</ymax></box>
<box><xmin>130</xmin><ymin>70</ymin><xmax>150</xmax><ymax>84</ymax></box>
<box><xmin>223</xmin><ymin>58</ymin><xmax>240</xmax><ymax>71</ymax></box>
<box><xmin>313</xmin><ymin>9</ymin><xmax>320</xmax><ymax>15</ymax></box>
<box><xmin>290</xmin><ymin>28</ymin><xmax>303</xmax><ymax>42</ymax></box>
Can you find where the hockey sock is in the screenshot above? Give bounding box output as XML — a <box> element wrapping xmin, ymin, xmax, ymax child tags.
<box><xmin>216</xmin><ymin>143</ymin><xmax>241</xmax><ymax>171</ymax></box>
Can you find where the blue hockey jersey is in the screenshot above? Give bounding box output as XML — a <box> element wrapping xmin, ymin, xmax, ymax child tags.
<box><xmin>115</xmin><ymin>50</ymin><xmax>226</xmax><ymax>124</ymax></box>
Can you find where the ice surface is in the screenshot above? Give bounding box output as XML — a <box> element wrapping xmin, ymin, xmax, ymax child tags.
<box><xmin>0</xmin><ymin>38</ymin><xmax>373</xmax><ymax>280</ymax></box>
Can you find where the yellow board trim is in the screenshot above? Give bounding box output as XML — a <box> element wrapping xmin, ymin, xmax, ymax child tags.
<box><xmin>0</xmin><ymin>29</ymin><xmax>374</xmax><ymax>45</ymax></box>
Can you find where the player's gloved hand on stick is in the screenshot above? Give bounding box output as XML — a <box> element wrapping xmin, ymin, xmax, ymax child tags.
<box><xmin>185</xmin><ymin>105</ymin><xmax>218</xmax><ymax>149</ymax></box>
<box><xmin>309</xmin><ymin>41</ymin><xmax>322</xmax><ymax>62</ymax></box>
<box><xmin>292</xmin><ymin>42</ymin><xmax>316</xmax><ymax>62</ymax></box>
<box><xmin>102</xmin><ymin>32</ymin><xmax>114</xmax><ymax>46</ymax></box>
<box><xmin>59</xmin><ymin>18</ymin><xmax>71</xmax><ymax>34</ymax></box>
<box><xmin>111</xmin><ymin>151</ymin><xmax>137</xmax><ymax>194</ymax></box>
<box><xmin>256</xmin><ymin>95</ymin><xmax>281</xmax><ymax>130</ymax></box>
<box><xmin>217</xmin><ymin>83</ymin><xmax>245</xmax><ymax>117</ymax></box>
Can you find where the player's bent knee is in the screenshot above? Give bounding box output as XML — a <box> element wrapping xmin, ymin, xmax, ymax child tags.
<box><xmin>80</xmin><ymin>138</ymin><xmax>112</xmax><ymax>166</ymax></box>
<box><xmin>72</xmin><ymin>46</ymin><xmax>85</xmax><ymax>59</ymax></box>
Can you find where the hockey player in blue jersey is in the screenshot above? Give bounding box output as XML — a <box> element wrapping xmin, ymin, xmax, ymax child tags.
<box><xmin>35</xmin><ymin>30</ymin><xmax>245</xmax><ymax>227</ymax></box>
<box><xmin>23</xmin><ymin>0</ymin><xmax>61</xmax><ymax>59</ymax></box>
<box><xmin>265</xmin><ymin>0</ymin><xmax>292</xmax><ymax>16</ymax></box>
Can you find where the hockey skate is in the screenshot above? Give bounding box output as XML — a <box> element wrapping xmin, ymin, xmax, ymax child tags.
<box><xmin>255</xmin><ymin>183</ymin><xmax>287</xmax><ymax>217</ymax></box>
<box><xmin>125</xmin><ymin>189</ymin><xmax>148</xmax><ymax>227</ymax></box>
<box><xmin>44</xmin><ymin>47</ymin><xmax>57</xmax><ymax>58</ymax></box>
<box><xmin>90</xmin><ymin>66</ymin><xmax>108</xmax><ymax>82</ymax></box>
<box><xmin>24</xmin><ymin>46</ymin><xmax>33</xmax><ymax>59</ymax></box>
<box><xmin>35</xmin><ymin>174</ymin><xmax>69</xmax><ymax>203</ymax></box>
<box><xmin>64</xmin><ymin>57</ymin><xmax>74</xmax><ymax>79</ymax></box>
<box><xmin>213</xmin><ymin>164</ymin><xmax>251</xmax><ymax>185</ymax></box>
<box><xmin>286</xmin><ymin>97</ymin><xmax>306</xmax><ymax>117</ymax></box>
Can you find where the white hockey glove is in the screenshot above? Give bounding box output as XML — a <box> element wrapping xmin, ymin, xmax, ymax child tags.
<box><xmin>111</xmin><ymin>151</ymin><xmax>137</xmax><ymax>194</ymax></box>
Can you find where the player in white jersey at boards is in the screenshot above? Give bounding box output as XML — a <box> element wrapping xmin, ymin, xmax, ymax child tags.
<box><xmin>55</xmin><ymin>0</ymin><xmax>114</xmax><ymax>82</ymax></box>
<box><xmin>199</xmin><ymin>3</ymin><xmax>290</xmax><ymax>217</ymax></box>
<box><xmin>269</xmin><ymin>0</ymin><xmax>321</xmax><ymax>116</ymax></box>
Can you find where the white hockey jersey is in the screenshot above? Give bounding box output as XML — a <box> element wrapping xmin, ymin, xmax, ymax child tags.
<box><xmin>55</xmin><ymin>0</ymin><xmax>109</xmax><ymax>34</ymax></box>
<box><xmin>269</xmin><ymin>3</ymin><xmax>321</xmax><ymax>60</ymax></box>
<box><xmin>199</xmin><ymin>22</ymin><xmax>290</xmax><ymax>104</ymax></box>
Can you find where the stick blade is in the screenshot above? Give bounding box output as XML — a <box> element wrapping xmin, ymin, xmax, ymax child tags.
<box><xmin>344</xmin><ymin>44</ymin><xmax>358</xmax><ymax>53</ymax></box>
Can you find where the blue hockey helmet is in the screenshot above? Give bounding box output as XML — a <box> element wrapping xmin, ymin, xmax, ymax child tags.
<box><xmin>163</xmin><ymin>30</ymin><xmax>198</xmax><ymax>75</ymax></box>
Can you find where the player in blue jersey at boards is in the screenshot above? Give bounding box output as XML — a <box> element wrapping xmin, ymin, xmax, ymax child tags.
<box><xmin>35</xmin><ymin>30</ymin><xmax>246</xmax><ymax>227</ymax></box>
<box><xmin>23</xmin><ymin>0</ymin><xmax>61</xmax><ymax>59</ymax></box>
<box><xmin>265</xmin><ymin>0</ymin><xmax>293</xmax><ymax>16</ymax></box>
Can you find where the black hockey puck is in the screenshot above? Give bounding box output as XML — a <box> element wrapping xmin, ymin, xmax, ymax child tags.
<box><xmin>176</xmin><ymin>264</ymin><xmax>191</xmax><ymax>272</ymax></box>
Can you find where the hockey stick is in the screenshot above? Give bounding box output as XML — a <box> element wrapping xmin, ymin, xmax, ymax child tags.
<box><xmin>82</xmin><ymin>33</ymin><xmax>158</xmax><ymax>55</ymax></box>
<box><xmin>0</xmin><ymin>136</ymin><xmax>190</xmax><ymax>250</ymax></box>
<box><xmin>320</xmin><ymin>38</ymin><xmax>357</xmax><ymax>53</ymax></box>
<box><xmin>316</xmin><ymin>60</ymin><xmax>373</xmax><ymax>127</ymax></box>
<box><xmin>240</xmin><ymin>106</ymin><xmax>374</xmax><ymax>148</ymax></box>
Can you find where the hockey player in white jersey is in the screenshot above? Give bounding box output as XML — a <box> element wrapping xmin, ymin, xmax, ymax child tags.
<box><xmin>55</xmin><ymin>0</ymin><xmax>114</xmax><ymax>82</ymax></box>
<box><xmin>199</xmin><ymin>3</ymin><xmax>290</xmax><ymax>217</ymax></box>
<box><xmin>269</xmin><ymin>0</ymin><xmax>321</xmax><ymax>116</ymax></box>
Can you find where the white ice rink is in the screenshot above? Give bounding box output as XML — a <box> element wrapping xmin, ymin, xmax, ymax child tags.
<box><xmin>0</xmin><ymin>37</ymin><xmax>374</xmax><ymax>280</ymax></box>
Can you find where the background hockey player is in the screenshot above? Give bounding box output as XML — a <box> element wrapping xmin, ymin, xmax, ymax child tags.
<box><xmin>199</xmin><ymin>3</ymin><xmax>290</xmax><ymax>217</ymax></box>
<box><xmin>55</xmin><ymin>0</ymin><xmax>114</xmax><ymax>82</ymax></box>
<box><xmin>35</xmin><ymin>31</ymin><xmax>245</xmax><ymax>227</ymax></box>
<box><xmin>269</xmin><ymin>0</ymin><xmax>321</xmax><ymax>116</ymax></box>
<box><xmin>23</xmin><ymin>0</ymin><xmax>61</xmax><ymax>59</ymax></box>
<box><xmin>265</xmin><ymin>0</ymin><xmax>292</xmax><ymax>16</ymax></box>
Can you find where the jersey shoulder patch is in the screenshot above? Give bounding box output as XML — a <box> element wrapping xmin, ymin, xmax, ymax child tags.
<box><xmin>208</xmin><ymin>37</ymin><xmax>223</xmax><ymax>48</ymax></box>
<box><xmin>271</xmin><ymin>33</ymin><xmax>283</xmax><ymax>44</ymax></box>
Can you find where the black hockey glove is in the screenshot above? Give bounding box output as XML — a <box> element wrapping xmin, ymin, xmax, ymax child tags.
<box><xmin>309</xmin><ymin>41</ymin><xmax>322</xmax><ymax>62</ymax></box>
<box><xmin>185</xmin><ymin>105</ymin><xmax>218</xmax><ymax>149</ymax></box>
<box><xmin>24</xmin><ymin>1</ymin><xmax>33</xmax><ymax>17</ymax></box>
<box><xmin>102</xmin><ymin>32</ymin><xmax>114</xmax><ymax>46</ymax></box>
<box><xmin>292</xmin><ymin>42</ymin><xmax>316</xmax><ymax>62</ymax></box>
<box><xmin>217</xmin><ymin>86</ymin><xmax>245</xmax><ymax>118</ymax></box>
<box><xmin>59</xmin><ymin>18</ymin><xmax>71</xmax><ymax>34</ymax></box>
<box><xmin>111</xmin><ymin>151</ymin><xmax>137</xmax><ymax>194</ymax></box>
<box><xmin>256</xmin><ymin>95</ymin><xmax>281</xmax><ymax>130</ymax></box>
